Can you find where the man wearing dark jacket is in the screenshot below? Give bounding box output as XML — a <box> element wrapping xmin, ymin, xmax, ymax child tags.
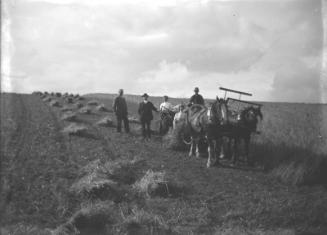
<box><xmin>189</xmin><ymin>87</ymin><xmax>204</xmax><ymax>106</ymax></box>
<box><xmin>113</xmin><ymin>89</ymin><xmax>129</xmax><ymax>133</ymax></box>
<box><xmin>138</xmin><ymin>93</ymin><xmax>158</xmax><ymax>140</ymax></box>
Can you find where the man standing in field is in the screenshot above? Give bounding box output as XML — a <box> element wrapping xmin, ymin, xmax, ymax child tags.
<box><xmin>138</xmin><ymin>93</ymin><xmax>158</xmax><ymax>140</ymax></box>
<box><xmin>160</xmin><ymin>95</ymin><xmax>174</xmax><ymax>113</ymax></box>
<box><xmin>113</xmin><ymin>89</ymin><xmax>130</xmax><ymax>133</ymax></box>
<box><xmin>189</xmin><ymin>87</ymin><xmax>205</xmax><ymax>106</ymax></box>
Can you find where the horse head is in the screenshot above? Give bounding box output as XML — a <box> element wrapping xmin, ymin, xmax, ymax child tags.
<box><xmin>208</xmin><ymin>99</ymin><xmax>228</xmax><ymax>125</ymax></box>
<box><xmin>240</xmin><ymin>106</ymin><xmax>263</xmax><ymax>131</ymax></box>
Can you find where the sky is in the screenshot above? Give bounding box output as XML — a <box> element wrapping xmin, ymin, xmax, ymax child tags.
<box><xmin>1</xmin><ymin>0</ymin><xmax>326</xmax><ymax>103</ymax></box>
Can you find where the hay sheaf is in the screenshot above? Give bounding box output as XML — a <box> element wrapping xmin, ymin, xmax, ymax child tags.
<box><xmin>103</xmin><ymin>156</ymin><xmax>144</xmax><ymax>185</ymax></box>
<box><xmin>81</xmin><ymin>157</ymin><xmax>144</xmax><ymax>185</ymax></box>
<box><xmin>66</xmin><ymin>97</ymin><xmax>74</xmax><ymax>104</ymax></box>
<box><xmin>72</xmin><ymin>157</ymin><xmax>144</xmax><ymax>202</ymax></box>
<box><xmin>128</xmin><ymin>116</ymin><xmax>140</xmax><ymax>124</ymax></box>
<box><xmin>54</xmin><ymin>201</ymin><xmax>119</xmax><ymax>235</ymax></box>
<box><xmin>61</xmin><ymin>105</ymin><xmax>74</xmax><ymax>112</ymax></box>
<box><xmin>163</xmin><ymin>122</ymin><xmax>189</xmax><ymax>151</ymax></box>
<box><xmin>62</xmin><ymin>123</ymin><xmax>87</xmax><ymax>136</ymax></box>
<box><xmin>42</xmin><ymin>96</ymin><xmax>52</xmax><ymax>102</ymax></box>
<box><xmin>61</xmin><ymin>111</ymin><xmax>77</xmax><ymax>122</ymax></box>
<box><xmin>1</xmin><ymin>223</ymin><xmax>52</xmax><ymax>235</ymax></box>
<box><xmin>74</xmin><ymin>102</ymin><xmax>84</xmax><ymax>109</ymax></box>
<box><xmin>133</xmin><ymin>170</ymin><xmax>182</xmax><ymax>198</ymax></box>
<box><xmin>96</xmin><ymin>104</ymin><xmax>110</xmax><ymax>112</ymax></box>
<box><xmin>77</xmin><ymin>96</ymin><xmax>85</xmax><ymax>101</ymax></box>
<box><xmin>70</xmin><ymin>172</ymin><xmax>124</xmax><ymax>201</ymax></box>
<box><xmin>96</xmin><ymin>116</ymin><xmax>114</xmax><ymax>127</ymax></box>
<box><xmin>79</xmin><ymin>106</ymin><xmax>92</xmax><ymax>114</ymax></box>
<box><xmin>49</xmin><ymin>100</ymin><xmax>60</xmax><ymax>107</ymax></box>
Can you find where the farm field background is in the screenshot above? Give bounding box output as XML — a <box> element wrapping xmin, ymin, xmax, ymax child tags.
<box><xmin>87</xmin><ymin>93</ymin><xmax>327</xmax><ymax>154</ymax></box>
<box><xmin>1</xmin><ymin>92</ymin><xmax>327</xmax><ymax>235</ymax></box>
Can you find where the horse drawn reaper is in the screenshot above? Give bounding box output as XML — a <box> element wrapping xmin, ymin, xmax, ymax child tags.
<box><xmin>177</xmin><ymin>87</ymin><xmax>263</xmax><ymax>168</ymax></box>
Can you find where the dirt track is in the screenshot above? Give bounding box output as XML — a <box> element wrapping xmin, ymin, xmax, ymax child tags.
<box><xmin>1</xmin><ymin>93</ymin><xmax>327</xmax><ymax>234</ymax></box>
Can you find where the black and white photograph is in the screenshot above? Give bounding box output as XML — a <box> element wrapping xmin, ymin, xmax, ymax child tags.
<box><xmin>1</xmin><ymin>0</ymin><xmax>327</xmax><ymax>234</ymax></box>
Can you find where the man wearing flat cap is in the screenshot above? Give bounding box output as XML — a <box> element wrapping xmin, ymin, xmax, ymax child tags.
<box><xmin>113</xmin><ymin>89</ymin><xmax>129</xmax><ymax>133</ymax></box>
<box><xmin>138</xmin><ymin>93</ymin><xmax>158</xmax><ymax>140</ymax></box>
<box><xmin>189</xmin><ymin>87</ymin><xmax>204</xmax><ymax>106</ymax></box>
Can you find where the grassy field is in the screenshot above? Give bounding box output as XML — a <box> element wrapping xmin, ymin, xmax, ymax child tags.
<box><xmin>1</xmin><ymin>92</ymin><xmax>327</xmax><ymax>235</ymax></box>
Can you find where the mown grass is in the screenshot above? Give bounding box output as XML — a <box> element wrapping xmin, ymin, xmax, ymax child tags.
<box><xmin>89</xmin><ymin>94</ymin><xmax>327</xmax><ymax>187</ymax></box>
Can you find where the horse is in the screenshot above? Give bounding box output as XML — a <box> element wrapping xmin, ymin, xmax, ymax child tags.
<box><xmin>177</xmin><ymin>99</ymin><xmax>227</xmax><ymax>168</ymax></box>
<box><xmin>206</xmin><ymin>98</ymin><xmax>228</xmax><ymax>167</ymax></box>
<box><xmin>225</xmin><ymin>106</ymin><xmax>263</xmax><ymax>165</ymax></box>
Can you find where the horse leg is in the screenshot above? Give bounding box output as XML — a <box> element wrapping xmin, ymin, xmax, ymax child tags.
<box><xmin>207</xmin><ymin>139</ymin><xmax>216</xmax><ymax>168</ymax></box>
<box><xmin>226</xmin><ymin>137</ymin><xmax>232</xmax><ymax>160</ymax></box>
<box><xmin>195</xmin><ymin>138</ymin><xmax>201</xmax><ymax>158</ymax></box>
<box><xmin>189</xmin><ymin>137</ymin><xmax>195</xmax><ymax>157</ymax></box>
<box><xmin>218</xmin><ymin>137</ymin><xmax>225</xmax><ymax>159</ymax></box>
<box><xmin>244</xmin><ymin>135</ymin><xmax>253</xmax><ymax>166</ymax></box>
<box><xmin>232</xmin><ymin>138</ymin><xmax>239</xmax><ymax>165</ymax></box>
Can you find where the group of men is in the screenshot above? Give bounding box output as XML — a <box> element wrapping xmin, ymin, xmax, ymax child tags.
<box><xmin>112</xmin><ymin>87</ymin><xmax>205</xmax><ymax>140</ymax></box>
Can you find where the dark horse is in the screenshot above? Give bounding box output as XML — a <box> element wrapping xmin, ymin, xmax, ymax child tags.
<box><xmin>225</xmin><ymin>106</ymin><xmax>263</xmax><ymax>165</ymax></box>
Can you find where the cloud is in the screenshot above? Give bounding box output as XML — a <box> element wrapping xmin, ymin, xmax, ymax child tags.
<box><xmin>136</xmin><ymin>60</ymin><xmax>274</xmax><ymax>101</ymax></box>
<box><xmin>3</xmin><ymin>0</ymin><xmax>324</xmax><ymax>103</ymax></box>
<box><xmin>136</xmin><ymin>61</ymin><xmax>192</xmax><ymax>97</ymax></box>
<box><xmin>270</xmin><ymin>59</ymin><xmax>321</xmax><ymax>103</ymax></box>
